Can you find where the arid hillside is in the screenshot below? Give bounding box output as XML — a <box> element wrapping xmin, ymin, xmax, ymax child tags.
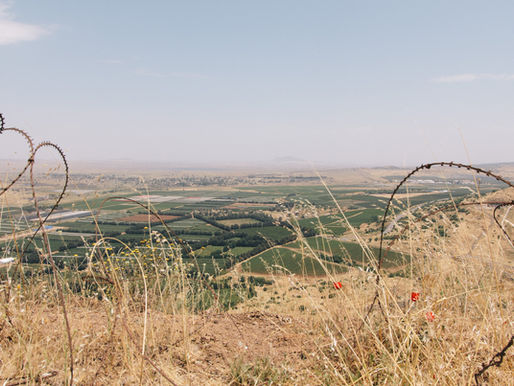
<box><xmin>1</xmin><ymin>180</ymin><xmax>512</xmax><ymax>384</ymax></box>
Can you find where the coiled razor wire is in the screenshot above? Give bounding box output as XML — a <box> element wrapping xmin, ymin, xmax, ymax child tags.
<box><xmin>365</xmin><ymin>161</ymin><xmax>513</xmax><ymax>383</ymax></box>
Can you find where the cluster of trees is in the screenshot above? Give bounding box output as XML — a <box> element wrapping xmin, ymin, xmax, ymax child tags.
<box><xmin>25</xmin><ymin>207</ymin><xmax>324</xmax><ymax>275</ymax></box>
<box><xmin>191</xmin><ymin>224</ymin><xmax>299</xmax><ymax>268</ymax></box>
<box><xmin>207</xmin><ymin>232</ymin><xmax>263</xmax><ymax>248</ymax></box>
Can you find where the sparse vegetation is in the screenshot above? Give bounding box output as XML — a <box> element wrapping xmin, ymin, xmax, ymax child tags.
<box><xmin>0</xmin><ymin>120</ymin><xmax>512</xmax><ymax>384</ymax></box>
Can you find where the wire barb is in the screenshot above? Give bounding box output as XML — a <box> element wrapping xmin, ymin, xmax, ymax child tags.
<box><xmin>362</xmin><ymin>161</ymin><xmax>514</xmax><ymax>362</ymax></box>
<box><xmin>474</xmin><ymin>335</ymin><xmax>514</xmax><ymax>385</ymax></box>
<box><xmin>377</xmin><ymin>162</ymin><xmax>513</xmax><ymax>274</ymax></box>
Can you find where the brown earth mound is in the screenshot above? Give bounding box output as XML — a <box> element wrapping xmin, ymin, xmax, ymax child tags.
<box><xmin>177</xmin><ymin>311</ymin><xmax>310</xmax><ymax>382</ymax></box>
<box><xmin>0</xmin><ymin>301</ymin><xmax>317</xmax><ymax>385</ymax></box>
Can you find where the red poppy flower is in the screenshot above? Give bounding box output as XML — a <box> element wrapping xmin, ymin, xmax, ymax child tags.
<box><xmin>426</xmin><ymin>311</ymin><xmax>435</xmax><ymax>322</ymax></box>
<box><xmin>411</xmin><ymin>292</ymin><xmax>420</xmax><ymax>302</ymax></box>
<box><xmin>333</xmin><ymin>281</ymin><xmax>342</xmax><ymax>290</ymax></box>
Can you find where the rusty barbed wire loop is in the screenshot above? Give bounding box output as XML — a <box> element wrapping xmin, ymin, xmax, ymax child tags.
<box><xmin>474</xmin><ymin>335</ymin><xmax>514</xmax><ymax>384</ymax></box>
<box><xmin>0</xmin><ymin>128</ymin><xmax>35</xmax><ymax>197</ymax></box>
<box><xmin>0</xmin><ymin>115</ymin><xmax>73</xmax><ymax>384</ymax></box>
<box><xmin>363</xmin><ymin>161</ymin><xmax>513</xmax><ymax>382</ymax></box>
<box><xmin>377</xmin><ymin>162</ymin><xmax>513</xmax><ymax>274</ymax></box>
<box><xmin>493</xmin><ymin>201</ymin><xmax>514</xmax><ymax>246</ymax></box>
<box><xmin>364</xmin><ymin>164</ymin><xmax>514</xmax><ymax>324</ymax></box>
<box><xmin>381</xmin><ymin>200</ymin><xmax>514</xmax><ymax>264</ymax></box>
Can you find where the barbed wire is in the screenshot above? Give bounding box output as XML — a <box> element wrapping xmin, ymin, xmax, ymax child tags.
<box><xmin>380</xmin><ymin>200</ymin><xmax>513</xmax><ymax>263</ymax></box>
<box><xmin>363</xmin><ymin>161</ymin><xmax>514</xmax><ymax>382</ymax></box>
<box><xmin>474</xmin><ymin>335</ymin><xmax>513</xmax><ymax>384</ymax></box>
<box><xmin>363</xmin><ymin>164</ymin><xmax>514</xmax><ymax>322</ymax></box>
<box><xmin>377</xmin><ymin>162</ymin><xmax>513</xmax><ymax>274</ymax></box>
<box><xmin>0</xmin><ymin>127</ymin><xmax>34</xmax><ymax>196</ymax></box>
<box><xmin>493</xmin><ymin>200</ymin><xmax>514</xmax><ymax>246</ymax></box>
<box><xmin>0</xmin><ymin>114</ymin><xmax>73</xmax><ymax>383</ymax></box>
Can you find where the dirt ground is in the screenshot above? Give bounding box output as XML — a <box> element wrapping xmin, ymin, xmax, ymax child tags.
<box><xmin>0</xmin><ymin>300</ymin><xmax>319</xmax><ymax>385</ymax></box>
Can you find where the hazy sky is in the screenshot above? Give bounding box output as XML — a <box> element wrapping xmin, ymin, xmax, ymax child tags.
<box><xmin>0</xmin><ymin>1</ymin><xmax>513</xmax><ymax>167</ymax></box>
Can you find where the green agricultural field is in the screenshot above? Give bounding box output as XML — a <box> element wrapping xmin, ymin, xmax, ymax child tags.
<box><xmin>174</xmin><ymin>234</ymin><xmax>212</xmax><ymax>242</ymax></box>
<box><xmin>147</xmin><ymin>202</ymin><xmax>191</xmax><ymax>211</ymax></box>
<box><xmin>399</xmin><ymin>189</ymin><xmax>471</xmax><ymax>206</ymax></box>
<box><xmin>193</xmin><ymin>245</ymin><xmax>253</xmax><ymax>259</ymax></box>
<box><xmin>241</xmin><ymin>247</ymin><xmax>347</xmax><ymax>275</ymax></box>
<box><xmin>194</xmin><ymin>245</ymin><xmax>224</xmax><ymax>258</ymax></box>
<box><xmin>178</xmin><ymin>201</ymin><xmax>231</xmax><ymax>211</ymax></box>
<box><xmin>345</xmin><ymin>208</ymin><xmax>383</xmax><ymax>227</ymax></box>
<box><xmin>166</xmin><ymin>218</ymin><xmax>221</xmax><ymax>232</ymax></box>
<box><xmin>295</xmin><ymin>208</ymin><xmax>382</xmax><ymax>236</ymax></box>
<box><xmin>13</xmin><ymin>234</ymin><xmax>95</xmax><ymax>259</ymax></box>
<box><xmin>237</xmin><ymin>226</ymin><xmax>293</xmax><ymax>242</ymax></box>
<box><xmin>0</xmin><ymin>223</ymin><xmax>30</xmax><ymax>236</ymax></box>
<box><xmin>339</xmin><ymin>193</ymin><xmax>386</xmax><ymax>208</ymax></box>
<box><xmin>182</xmin><ymin>257</ymin><xmax>228</xmax><ymax>275</ymax></box>
<box><xmin>297</xmin><ymin>215</ymin><xmax>346</xmax><ymax>235</ymax></box>
<box><xmin>234</xmin><ymin>186</ymin><xmax>330</xmax><ymax>205</ymax></box>
<box><xmin>3</xmin><ymin>184</ymin><xmax>421</xmax><ymax>278</ymax></box>
<box><xmin>60</xmin><ymin>194</ymin><xmax>136</xmax><ymax>211</ymax></box>
<box><xmin>226</xmin><ymin>204</ymin><xmax>276</xmax><ymax>211</ymax></box>
<box><xmin>378</xmin><ymin>188</ymin><xmax>474</xmax><ymax>211</ymax></box>
<box><xmin>223</xmin><ymin>190</ymin><xmax>279</xmax><ymax>200</ymax></box>
<box><xmin>228</xmin><ymin>246</ymin><xmax>254</xmax><ymax>256</ymax></box>
<box><xmin>217</xmin><ymin>218</ymin><xmax>262</xmax><ymax>226</ymax></box>
<box><xmin>59</xmin><ymin>222</ymin><xmax>131</xmax><ymax>235</ymax></box>
<box><xmin>287</xmin><ymin>236</ymin><xmax>408</xmax><ymax>269</ymax></box>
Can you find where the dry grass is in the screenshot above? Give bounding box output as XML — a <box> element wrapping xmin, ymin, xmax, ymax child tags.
<box><xmin>0</xmin><ymin>187</ymin><xmax>513</xmax><ymax>385</ymax></box>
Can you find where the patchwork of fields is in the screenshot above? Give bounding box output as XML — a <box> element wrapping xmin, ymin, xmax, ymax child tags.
<box><xmin>0</xmin><ymin>182</ymin><xmax>493</xmax><ymax>277</ymax></box>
